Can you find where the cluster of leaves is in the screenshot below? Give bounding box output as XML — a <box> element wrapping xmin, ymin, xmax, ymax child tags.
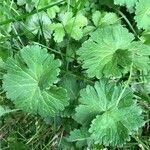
<box><xmin>0</xmin><ymin>0</ymin><xmax>150</xmax><ymax>149</ymax></box>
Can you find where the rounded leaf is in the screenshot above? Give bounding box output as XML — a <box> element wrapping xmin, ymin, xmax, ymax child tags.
<box><xmin>75</xmin><ymin>80</ymin><xmax>144</xmax><ymax>146</ymax></box>
<box><xmin>77</xmin><ymin>25</ymin><xmax>134</xmax><ymax>78</ymax></box>
<box><xmin>3</xmin><ymin>45</ymin><xmax>69</xmax><ymax>117</ymax></box>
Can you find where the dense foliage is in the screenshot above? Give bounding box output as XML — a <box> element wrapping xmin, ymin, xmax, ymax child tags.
<box><xmin>0</xmin><ymin>0</ymin><xmax>150</xmax><ymax>149</ymax></box>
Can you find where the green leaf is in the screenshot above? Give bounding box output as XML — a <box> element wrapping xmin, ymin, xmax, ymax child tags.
<box><xmin>77</xmin><ymin>25</ymin><xmax>134</xmax><ymax>78</ymax></box>
<box><xmin>89</xmin><ymin>106</ymin><xmax>143</xmax><ymax>146</ymax></box>
<box><xmin>135</xmin><ymin>0</ymin><xmax>150</xmax><ymax>30</ymax></box>
<box><xmin>59</xmin><ymin>75</ymin><xmax>79</xmax><ymax>101</ymax></box>
<box><xmin>101</xmin><ymin>12</ymin><xmax>120</xmax><ymax>26</ymax></box>
<box><xmin>83</xmin><ymin>26</ymin><xmax>95</xmax><ymax>36</ymax></box>
<box><xmin>47</xmin><ymin>6</ymin><xmax>60</xmax><ymax>19</ymax></box>
<box><xmin>140</xmin><ymin>30</ymin><xmax>150</xmax><ymax>45</ymax></box>
<box><xmin>59</xmin><ymin>75</ymin><xmax>80</xmax><ymax>117</ymax></box>
<box><xmin>92</xmin><ymin>11</ymin><xmax>102</xmax><ymax>27</ymax></box>
<box><xmin>65</xmin><ymin>13</ymin><xmax>87</xmax><ymax>40</ymax></box>
<box><xmin>68</xmin><ymin>128</ymin><xmax>90</xmax><ymax>148</ymax></box>
<box><xmin>3</xmin><ymin>45</ymin><xmax>69</xmax><ymax>117</ymax></box>
<box><xmin>17</xmin><ymin>0</ymin><xmax>38</xmax><ymax>12</ymax></box>
<box><xmin>17</xmin><ymin>0</ymin><xmax>26</xmax><ymax>6</ymax></box>
<box><xmin>75</xmin><ymin>80</ymin><xmax>144</xmax><ymax>146</ymax></box>
<box><xmin>114</xmin><ymin>0</ymin><xmax>137</xmax><ymax>10</ymax></box>
<box><xmin>26</xmin><ymin>0</ymin><xmax>39</xmax><ymax>12</ymax></box>
<box><xmin>92</xmin><ymin>11</ymin><xmax>120</xmax><ymax>27</ymax></box>
<box><xmin>64</xmin><ymin>12</ymin><xmax>88</xmax><ymax>39</ymax></box>
<box><xmin>26</xmin><ymin>12</ymin><xmax>52</xmax><ymax>39</ymax></box>
<box><xmin>52</xmin><ymin>12</ymin><xmax>88</xmax><ymax>42</ymax></box>
<box><xmin>50</xmin><ymin>23</ymin><xmax>65</xmax><ymax>43</ymax></box>
<box><xmin>66</xmin><ymin>43</ymin><xmax>78</xmax><ymax>62</ymax></box>
<box><xmin>129</xmin><ymin>41</ymin><xmax>150</xmax><ymax>71</ymax></box>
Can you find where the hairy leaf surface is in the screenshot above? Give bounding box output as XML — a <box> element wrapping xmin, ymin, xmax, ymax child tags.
<box><xmin>74</xmin><ymin>80</ymin><xmax>144</xmax><ymax>146</ymax></box>
<box><xmin>77</xmin><ymin>25</ymin><xmax>134</xmax><ymax>78</ymax></box>
<box><xmin>3</xmin><ymin>45</ymin><xmax>69</xmax><ymax>117</ymax></box>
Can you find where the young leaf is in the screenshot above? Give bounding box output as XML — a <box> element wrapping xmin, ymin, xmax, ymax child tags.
<box><xmin>101</xmin><ymin>12</ymin><xmax>120</xmax><ymax>26</ymax></box>
<box><xmin>135</xmin><ymin>0</ymin><xmax>150</xmax><ymax>30</ymax></box>
<box><xmin>74</xmin><ymin>80</ymin><xmax>144</xmax><ymax>146</ymax></box>
<box><xmin>52</xmin><ymin>12</ymin><xmax>88</xmax><ymax>42</ymax></box>
<box><xmin>64</xmin><ymin>12</ymin><xmax>88</xmax><ymax>40</ymax></box>
<box><xmin>3</xmin><ymin>45</ymin><xmax>69</xmax><ymax>118</ymax></box>
<box><xmin>77</xmin><ymin>25</ymin><xmax>134</xmax><ymax>78</ymax></box>
<box><xmin>47</xmin><ymin>6</ymin><xmax>60</xmax><ymax>19</ymax></box>
<box><xmin>50</xmin><ymin>23</ymin><xmax>65</xmax><ymax>43</ymax></box>
<box><xmin>92</xmin><ymin>11</ymin><xmax>120</xmax><ymax>27</ymax></box>
<box><xmin>17</xmin><ymin>0</ymin><xmax>38</xmax><ymax>12</ymax></box>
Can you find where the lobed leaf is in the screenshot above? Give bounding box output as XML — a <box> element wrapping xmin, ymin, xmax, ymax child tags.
<box><xmin>77</xmin><ymin>24</ymin><xmax>150</xmax><ymax>78</ymax></box>
<box><xmin>74</xmin><ymin>80</ymin><xmax>144</xmax><ymax>146</ymax></box>
<box><xmin>92</xmin><ymin>11</ymin><xmax>120</xmax><ymax>27</ymax></box>
<box><xmin>3</xmin><ymin>45</ymin><xmax>69</xmax><ymax>117</ymax></box>
<box><xmin>77</xmin><ymin>25</ymin><xmax>134</xmax><ymax>78</ymax></box>
<box><xmin>51</xmin><ymin>12</ymin><xmax>88</xmax><ymax>42</ymax></box>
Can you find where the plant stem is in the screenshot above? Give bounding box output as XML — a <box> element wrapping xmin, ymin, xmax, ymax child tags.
<box><xmin>116</xmin><ymin>63</ymin><xmax>133</xmax><ymax>106</ymax></box>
